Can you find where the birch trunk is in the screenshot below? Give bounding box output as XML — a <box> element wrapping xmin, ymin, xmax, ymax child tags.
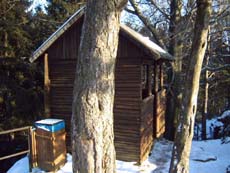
<box><xmin>169</xmin><ymin>0</ymin><xmax>212</xmax><ymax>172</ymax></box>
<box><xmin>71</xmin><ymin>1</ymin><xmax>127</xmax><ymax>173</ymax></box>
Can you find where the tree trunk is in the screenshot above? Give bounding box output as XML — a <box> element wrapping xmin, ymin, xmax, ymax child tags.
<box><xmin>71</xmin><ymin>1</ymin><xmax>127</xmax><ymax>173</ymax></box>
<box><xmin>202</xmin><ymin>63</ymin><xmax>209</xmax><ymax>140</ymax></box>
<box><xmin>202</xmin><ymin>36</ymin><xmax>210</xmax><ymax>140</ymax></box>
<box><xmin>169</xmin><ymin>0</ymin><xmax>211</xmax><ymax>173</ymax></box>
<box><xmin>165</xmin><ymin>0</ymin><xmax>182</xmax><ymax>141</ymax></box>
<box><xmin>3</xmin><ymin>31</ymin><xmax>9</xmax><ymax>57</ymax></box>
<box><xmin>3</xmin><ymin>1</ymin><xmax>8</xmax><ymax>57</ymax></box>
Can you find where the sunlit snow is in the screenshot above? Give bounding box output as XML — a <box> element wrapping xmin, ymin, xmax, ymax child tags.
<box><xmin>7</xmin><ymin>139</ymin><xmax>230</xmax><ymax>173</ymax></box>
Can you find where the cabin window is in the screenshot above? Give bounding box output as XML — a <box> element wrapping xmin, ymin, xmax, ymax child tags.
<box><xmin>142</xmin><ymin>64</ymin><xmax>152</xmax><ymax>99</ymax></box>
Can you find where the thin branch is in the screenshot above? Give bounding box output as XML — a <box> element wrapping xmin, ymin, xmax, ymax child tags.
<box><xmin>202</xmin><ymin>64</ymin><xmax>230</xmax><ymax>72</ymax></box>
<box><xmin>1</xmin><ymin>4</ymin><xmax>15</xmax><ymax>15</ymax></box>
<box><xmin>148</xmin><ymin>0</ymin><xmax>170</xmax><ymax>20</ymax></box>
<box><xmin>35</xmin><ymin>18</ymin><xmax>63</xmax><ymax>24</ymax></box>
<box><xmin>124</xmin><ymin>7</ymin><xmax>136</xmax><ymax>15</ymax></box>
<box><xmin>129</xmin><ymin>0</ymin><xmax>166</xmax><ymax>48</ymax></box>
<box><xmin>215</xmin><ymin>6</ymin><xmax>230</xmax><ymax>19</ymax></box>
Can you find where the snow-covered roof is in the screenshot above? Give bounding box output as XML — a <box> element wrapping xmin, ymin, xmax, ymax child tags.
<box><xmin>120</xmin><ymin>24</ymin><xmax>173</xmax><ymax>61</ymax></box>
<box><xmin>30</xmin><ymin>6</ymin><xmax>173</xmax><ymax>62</ymax></box>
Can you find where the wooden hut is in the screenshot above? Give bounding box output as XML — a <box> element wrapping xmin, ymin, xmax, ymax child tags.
<box><xmin>30</xmin><ymin>7</ymin><xmax>173</xmax><ymax>163</ymax></box>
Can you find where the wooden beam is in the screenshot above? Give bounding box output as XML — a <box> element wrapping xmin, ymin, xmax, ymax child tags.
<box><xmin>29</xmin><ymin>128</ymin><xmax>37</xmax><ymax>168</ymax></box>
<box><xmin>0</xmin><ymin>126</ymin><xmax>31</xmax><ymax>135</ymax></box>
<box><xmin>159</xmin><ymin>63</ymin><xmax>163</xmax><ymax>90</ymax></box>
<box><xmin>147</xmin><ymin>65</ymin><xmax>152</xmax><ymax>96</ymax></box>
<box><xmin>0</xmin><ymin>150</ymin><xmax>30</xmax><ymax>161</ymax></box>
<box><xmin>154</xmin><ymin>63</ymin><xmax>159</xmax><ymax>94</ymax></box>
<box><xmin>153</xmin><ymin>63</ymin><xmax>159</xmax><ymax>137</ymax></box>
<box><xmin>44</xmin><ymin>53</ymin><xmax>51</xmax><ymax>118</ymax></box>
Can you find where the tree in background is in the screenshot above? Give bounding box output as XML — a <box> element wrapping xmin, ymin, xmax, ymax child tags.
<box><xmin>28</xmin><ymin>0</ymin><xmax>86</xmax><ymax>50</ymax></box>
<box><xmin>0</xmin><ymin>0</ymin><xmax>44</xmax><ymax>130</ymax></box>
<box><xmin>165</xmin><ymin>0</ymin><xmax>183</xmax><ymax>140</ymax></box>
<box><xmin>169</xmin><ymin>0</ymin><xmax>212</xmax><ymax>172</ymax></box>
<box><xmin>46</xmin><ymin>0</ymin><xmax>85</xmax><ymax>21</ymax></box>
<box><xmin>0</xmin><ymin>0</ymin><xmax>32</xmax><ymax>57</ymax></box>
<box><xmin>0</xmin><ymin>58</ymin><xmax>43</xmax><ymax>130</ymax></box>
<box><xmin>71</xmin><ymin>0</ymin><xmax>127</xmax><ymax>172</ymax></box>
<box><xmin>0</xmin><ymin>0</ymin><xmax>86</xmax><ymax>130</ymax></box>
<box><xmin>197</xmin><ymin>0</ymin><xmax>230</xmax><ymax>139</ymax></box>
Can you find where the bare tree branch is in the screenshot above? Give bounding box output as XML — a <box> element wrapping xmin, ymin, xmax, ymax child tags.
<box><xmin>148</xmin><ymin>0</ymin><xmax>170</xmax><ymax>20</ymax></box>
<box><xmin>129</xmin><ymin>0</ymin><xmax>166</xmax><ymax>49</ymax></box>
<box><xmin>124</xmin><ymin>7</ymin><xmax>136</xmax><ymax>15</ymax></box>
<box><xmin>202</xmin><ymin>64</ymin><xmax>230</xmax><ymax>72</ymax></box>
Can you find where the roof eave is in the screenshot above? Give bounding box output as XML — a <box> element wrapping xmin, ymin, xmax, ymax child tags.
<box><xmin>120</xmin><ymin>24</ymin><xmax>174</xmax><ymax>61</ymax></box>
<box><xmin>30</xmin><ymin>6</ymin><xmax>174</xmax><ymax>63</ymax></box>
<box><xmin>29</xmin><ymin>6</ymin><xmax>85</xmax><ymax>63</ymax></box>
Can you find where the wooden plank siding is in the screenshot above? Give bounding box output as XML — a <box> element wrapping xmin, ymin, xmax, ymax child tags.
<box><xmin>155</xmin><ymin>89</ymin><xmax>166</xmax><ymax>137</ymax></box>
<box><xmin>114</xmin><ymin>61</ymin><xmax>142</xmax><ymax>162</ymax></box>
<box><xmin>49</xmin><ymin>60</ymin><xmax>77</xmax><ymax>150</ymax></box>
<box><xmin>44</xmin><ymin>17</ymin><xmax>84</xmax><ymax>150</ymax></box>
<box><xmin>47</xmin><ymin>17</ymin><xmax>83</xmax><ymax>60</ymax></box>
<box><xmin>140</xmin><ymin>96</ymin><xmax>154</xmax><ymax>163</ymax></box>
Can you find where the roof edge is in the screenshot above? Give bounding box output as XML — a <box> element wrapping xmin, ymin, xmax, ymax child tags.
<box><xmin>30</xmin><ymin>6</ymin><xmax>173</xmax><ymax>62</ymax></box>
<box><xmin>29</xmin><ymin>6</ymin><xmax>85</xmax><ymax>62</ymax></box>
<box><xmin>120</xmin><ymin>24</ymin><xmax>173</xmax><ymax>61</ymax></box>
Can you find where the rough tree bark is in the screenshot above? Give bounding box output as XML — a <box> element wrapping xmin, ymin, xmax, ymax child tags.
<box><xmin>71</xmin><ymin>0</ymin><xmax>127</xmax><ymax>173</ymax></box>
<box><xmin>169</xmin><ymin>0</ymin><xmax>212</xmax><ymax>173</ymax></box>
<box><xmin>202</xmin><ymin>27</ymin><xmax>212</xmax><ymax>140</ymax></box>
<box><xmin>202</xmin><ymin>55</ymin><xmax>209</xmax><ymax>140</ymax></box>
<box><xmin>202</xmin><ymin>32</ymin><xmax>210</xmax><ymax>140</ymax></box>
<box><xmin>165</xmin><ymin>0</ymin><xmax>183</xmax><ymax>141</ymax></box>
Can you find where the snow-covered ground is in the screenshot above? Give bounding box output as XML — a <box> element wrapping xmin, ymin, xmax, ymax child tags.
<box><xmin>194</xmin><ymin>110</ymin><xmax>230</xmax><ymax>140</ymax></box>
<box><xmin>7</xmin><ymin>138</ymin><xmax>230</xmax><ymax>173</ymax></box>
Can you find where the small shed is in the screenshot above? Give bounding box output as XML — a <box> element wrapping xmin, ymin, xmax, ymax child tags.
<box><xmin>30</xmin><ymin>7</ymin><xmax>173</xmax><ymax>163</ymax></box>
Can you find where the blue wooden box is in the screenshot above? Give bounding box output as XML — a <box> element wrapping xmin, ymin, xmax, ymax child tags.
<box><xmin>35</xmin><ymin>119</ymin><xmax>65</xmax><ymax>132</ymax></box>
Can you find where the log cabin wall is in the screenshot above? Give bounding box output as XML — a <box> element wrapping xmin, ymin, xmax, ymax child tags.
<box><xmin>155</xmin><ymin>89</ymin><xmax>166</xmax><ymax>137</ymax></box>
<box><xmin>114</xmin><ymin>34</ymin><xmax>143</xmax><ymax>162</ymax></box>
<box><xmin>140</xmin><ymin>95</ymin><xmax>154</xmax><ymax>162</ymax></box>
<box><xmin>44</xmin><ymin>17</ymin><xmax>84</xmax><ymax>149</ymax></box>
<box><xmin>140</xmin><ymin>59</ymin><xmax>154</xmax><ymax>163</ymax></box>
<box><xmin>38</xmin><ymin>15</ymin><xmax>167</xmax><ymax>163</ymax></box>
<box><xmin>153</xmin><ymin>62</ymin><xmax>166</xmax><ymax>138</ymax></box>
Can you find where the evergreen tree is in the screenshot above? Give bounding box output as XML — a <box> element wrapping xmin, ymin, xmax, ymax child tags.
<box><xmin>0</xmin><ymin>1</ymin><xmax>44</xmax><ymax>130</ymax></box>
<box><xmin>46</xmin><ymin>0</ymin><xmax>86</xmax><ymax>26</ymax></box>
<box><xmin>0</xmin><ymin>0</ymin><xmax>33</xmax><ymax>57</ymax></box>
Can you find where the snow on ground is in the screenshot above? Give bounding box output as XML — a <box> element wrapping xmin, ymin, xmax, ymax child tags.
<box><xmin>7</xmin><ymin>138</ymin><xmax>230</xmax><ymax>173</ymax></box>
<box><xmin>190</xmin><ymin>140</ymin><xmax>230</xmax><ymax>173</ymax></box>
<box><xmin>194</xmin><ymin>116</ymin><xmax>224</xmax><ymax>140</ymax></box>
<box><xmin>7</xmin><ymin>157</ymin><xmax>29</xmax><ymax>173</ymax></box>
<box><xmin>219</xmin><ymin>110</ymin><xmax>230</xmax><ymax>119</ymax></box>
